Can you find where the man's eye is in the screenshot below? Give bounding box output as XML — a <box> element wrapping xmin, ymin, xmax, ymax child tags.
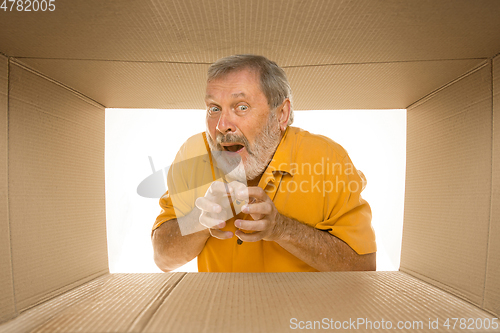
<box><xmin>237</xmin><ymin>105</ymin><xmax>248</xmax><ymax>111</ymax></box>
<box><xmin>209</xmin><ymin>106</ymin><xmax>221</xmax><ymax>113</ymax></box>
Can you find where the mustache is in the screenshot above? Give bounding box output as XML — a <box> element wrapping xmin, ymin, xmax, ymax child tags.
<box><xmin>215</xmin><ymin>133</ymin><xmax>252</xmax><ymax>154</ymax></box>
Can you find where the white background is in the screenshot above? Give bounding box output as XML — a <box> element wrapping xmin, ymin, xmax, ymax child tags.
<box><xmin>105</xmin><ymin>109</ymin><xmax>406</xmax><ymax>273</ymax></box>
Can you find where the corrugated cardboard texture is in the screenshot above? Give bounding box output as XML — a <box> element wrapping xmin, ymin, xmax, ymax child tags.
<box><xmin>14</xmin><ymin>59</ymin><xmax>210</xmax><ymax>110</ymax></box>
<box><xmin>144</xmin><ymin>272</ymin><xmax>497</xmax><ymax>333</ymax></box>
<box><xmin>1</xmin><ymin>272</ymin><xmax>496</xmax><ymax>333</ymax></box>
<box><xmin>8</xmin><ymin>62</ymin><xmax>108</xmax><ymax>311</ymax></box>
<box><xmin>484</xmin><ymin>55</ymin><xmax>500</xmax><ymax>316</ymax></box>
<box><xmin>0</xmin><ymin>273</ymin><xmax>185</xmax><ymax>333</ymax></box>
<box><xmin>402</xmin><ymin>65</ymin><xmax>492</xmax><ymax>306</ymax></box>
<box><xmin>286</xmin><ymin>59</ymin><xmax>484</xmax><ymax>111</ymax></box>
<box><xmin>1</xmin><ymin>0</ymin><xmax>499</xmax><ymax>109</ymax></box>
<box><xmin>1</xmin><ymin>1</ymin><xmax>499</xmax><ymax>63</ymax></box>
<box><xmin>18</xmin><ymin>58</ymin><xmax>484</xmax><ymax>110</ymax></box>
<box><xmin>0</xmin><ymin>55</ymin><xmax>16</xmax><ymax>323</ymax></box>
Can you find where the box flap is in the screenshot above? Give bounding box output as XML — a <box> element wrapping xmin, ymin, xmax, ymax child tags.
<box><xmin>16</xmin><ymin>58</ymin><xmax>485</xmax><ymax>110</ymax></box>
<box><xmin>1</xmin><ymin>272</ymin><xmax>496</xmax><ymax>333</ymax></box>
<box><xmin>8</xmin><ymin>62</ymin><xmax>108</xmax><ymax>311</ymax></box>
<box><xmin>484</xmin><ymin>54</ymin><xmax>500</xmax><ymax>316</ymax></box>
<box><xmin>286</xmin><ymin>59</ymin><xmax>484</xmax><ymax>110</ymax></box>
<box><xmin>144</xmin><ymin>272</ymin><xmax>497</xmax><ymax>333</ymax></box>
<box><xmin>0</xmin><ymin>53</ymin><xmax>16</xmax><ymax>324</ymax></box>
<box><xmin>0</xmin><ymin>273</ymin><xmax>185</xmax><ymax>333</ymax></box>
<box><xmin>14</xmin><ymin>59</ymin><xmax>210</xmax><ymax>110</ymax></box>
<box><xmin>402</xmin><ymin>64</ymin><xmax>492</xmax><ymax>305</ymax></box>
<box><xmin>2</xmin><ymin>1</ymin><xmax>500</xmax><ymax>63</ymax></box>
<box><xmin>1</xmin><ymin>1</ymin><xmax>499</xmax><ymax>109</ymax></box>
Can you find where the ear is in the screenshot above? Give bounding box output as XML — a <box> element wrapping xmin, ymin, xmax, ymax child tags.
<box><xmin>275</xmin><ymin>99</ymin><xmax>291</xmax><ymax>132</ymax></box>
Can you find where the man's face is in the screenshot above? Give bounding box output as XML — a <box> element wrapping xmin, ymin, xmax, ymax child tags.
<box><xmin>205</xmin><ymin>68</ymin><xmax>281</xmax><ymax>181</ymax></box>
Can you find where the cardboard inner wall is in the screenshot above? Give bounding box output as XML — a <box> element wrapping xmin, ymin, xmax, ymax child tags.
<box><xmin>17</xmin><ymin>58</ymin><xmax>485</xmax><ymax>111</ymax></box>
<box><xmin>2</xmin><ymin>1</ymin><xmax>498</xmax><ymax>111</ymax></box>
<box><xmin>7</xmin><ymin>61</ymin><xmax>108</xmax><ymax>312</ymax></box>
<box><xmin>484</xmin><ymin>54</ymin><xmax>500</xmax><ymax>316</ymax></box>
<box><xmin>1</xmin><ymin>272</ymin><xmax>496</xmax><ymax>333</ymax></box>
<box><xmin>14</xmin><ymin>59</ymin><xmax>211</xmax><ymax>110</ymax></box>
<box><xmin>143</xmin><ymin>272</ymin><xmax>496</xmax><ymax>333</ymax></box>
<box><xmin>0</xmin><ymin>273</ymin><xmax>185</xmax><ymax>333</ymax></box>
<box><xmin>401</xmin><ymin>63</ymin><xmax>495</xmax><ymax>309</ymax></box>
<box><xmin>270</xmin><ymin>60</ymin><xmax>485</xmax><ymax>111</ymax></box>
<box><xmin>0</xmin><ymin>55</ymin><xmax>16</xmax><ymax>323</ymax></box>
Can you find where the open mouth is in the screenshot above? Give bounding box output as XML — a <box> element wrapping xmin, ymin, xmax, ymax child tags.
<box><xmin>222</xmin><ymin>144</ymin><xmax>244</xmax><ymax>153</ymax></box>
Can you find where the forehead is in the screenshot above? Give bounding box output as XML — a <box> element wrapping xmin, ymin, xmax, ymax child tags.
<box><xmin>205</xmin><ymin>68</ymin><xmax>264</xmax><ymax>99</ymax></box>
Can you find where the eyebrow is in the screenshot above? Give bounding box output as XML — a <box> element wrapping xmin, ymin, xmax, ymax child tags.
<box><xmin>231</xmin><ymin>92</ymin><xmax>246</xmax><ymax>98</ymax></box>
<box><xmin>205</xmin><ymin>92</ymin><xmax>247</xmax><ymax>100</ymax></box>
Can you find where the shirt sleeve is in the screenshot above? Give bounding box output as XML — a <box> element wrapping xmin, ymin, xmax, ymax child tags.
<box><xmin>314</xmin><ymin>155</ymin><xmax>377</xmax><ymax>255</ymax></box>
<box><xmin>151</xmin><ymin>150</ymin><xmax>205</xmax><ymax>234</ymax></box>
<box><xmin>152</xmin><ymin>191</ymin><xmax>177</xmax><ymax>233</ymax></box>
<box><xmin>152</xmin><ymin>133</ymin><xmax>214</xmax><ymax>235</ymax></box>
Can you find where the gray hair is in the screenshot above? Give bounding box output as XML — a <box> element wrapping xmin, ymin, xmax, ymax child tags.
<box><xmin>207</xmin><ymin>54</ymin><xmax>294</xmax><ymax>126</ymax></box>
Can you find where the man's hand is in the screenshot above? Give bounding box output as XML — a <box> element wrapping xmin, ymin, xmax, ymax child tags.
<box><xmin>194</xmin><ymin>182</ymin><xmax>375</xmax><ymax>272</ymax></box>
<box><xmin>232</xmin><ymin>185</ymin><xmax>375</xmax><ymax>271</ymax></box>
<box><xmin>233</xmin><ymin>186</ymin><xmax>285</xmax><ymax>242</ymax></box>
<box><xmin>195</xmin><ymin>180</ymin><xmax>247</xmax><ymax>240</ymax></box>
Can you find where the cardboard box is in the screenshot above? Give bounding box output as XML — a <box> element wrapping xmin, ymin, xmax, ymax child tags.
<box><xmin>0</xmin><ymin>1</ymin><xmax>499</xmax><ymax>331</ymax></box>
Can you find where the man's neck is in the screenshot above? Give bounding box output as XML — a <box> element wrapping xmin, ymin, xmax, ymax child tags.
<box><xmin>247</xmin><ymin>176</ymin><xmax>261</xmax><ymax>187</ymax></box>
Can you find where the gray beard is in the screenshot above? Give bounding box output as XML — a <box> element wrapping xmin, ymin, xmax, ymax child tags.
<box><xmin>206</xmin><ymin>111</ymin><xmax>282</xmax><ymax>181</ymax></box>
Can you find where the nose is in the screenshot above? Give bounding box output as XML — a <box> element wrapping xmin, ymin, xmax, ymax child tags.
<box><xmin>216</xmin><ymin>108</ymin><xmax>236</xmax><ymax>134</ymax></box>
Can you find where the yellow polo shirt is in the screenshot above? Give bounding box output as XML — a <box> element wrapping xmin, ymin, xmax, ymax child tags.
<box><xmin>153</xmin><ymin>126</ymin><xmax>376</xmax><ymax>272</ymax></box>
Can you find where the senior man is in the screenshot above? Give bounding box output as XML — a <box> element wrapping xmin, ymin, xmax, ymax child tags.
<box><xmin>152</xmin><ymin>55</ymin><xmax>376</xmax><ymax>272</ymax></box>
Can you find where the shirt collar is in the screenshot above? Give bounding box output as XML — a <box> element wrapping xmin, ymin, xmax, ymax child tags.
<box><xmin>265</xmin><ymin>126</ymin><xmax>297</xmax><ymax>177</ymax></box>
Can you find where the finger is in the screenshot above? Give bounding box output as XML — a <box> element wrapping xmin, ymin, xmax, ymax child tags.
<box><xmin>209</xmin><ymin>229</ymin><xmax>233</xmax><ymax>240</ymax></box>
<box><xmin>195</xmin><ymin>197</ymin><xmax>222</xmax><ymax>214</ymax></box>
<box><xmin>199</xmin><ymin>213</ymin><xmax>226</xmax><ymax>229</ymax></box>
<box><xmin>214</xmin><ymin>194</ymin><xmax>233</xmax><ymax>211</ymax></box>
<box><xmin>208</xmin><ymin>181</ymin><xmax>232</xmax><ymax>197</ymax></box>
<box><xmin>241</xmin><ymin>202</ymin><xmax>273</xmax><ymax>215</ymax></box>
<box><xmin>235</xmin><ymin>186</ymin><xmax>268</xmax><ymax>202</ymax></box>
<box><xmin>228</xmin><ymin>180</ymin><xmax>246</xmax><ymax>191</ymax></box>
<box><xmin>235</xmin><ymin>230</ymin><xmax>264</xmax><ymax>242</ymax></box>
<box><xmin>227</xmin><ymin>181</ymin><xmax>247</xmax><ymax>199</ymax></box>
<box><xmin>234</xmin><ymin>219</ymin><xmax>267</xmax><ymax>231</ymax></box>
